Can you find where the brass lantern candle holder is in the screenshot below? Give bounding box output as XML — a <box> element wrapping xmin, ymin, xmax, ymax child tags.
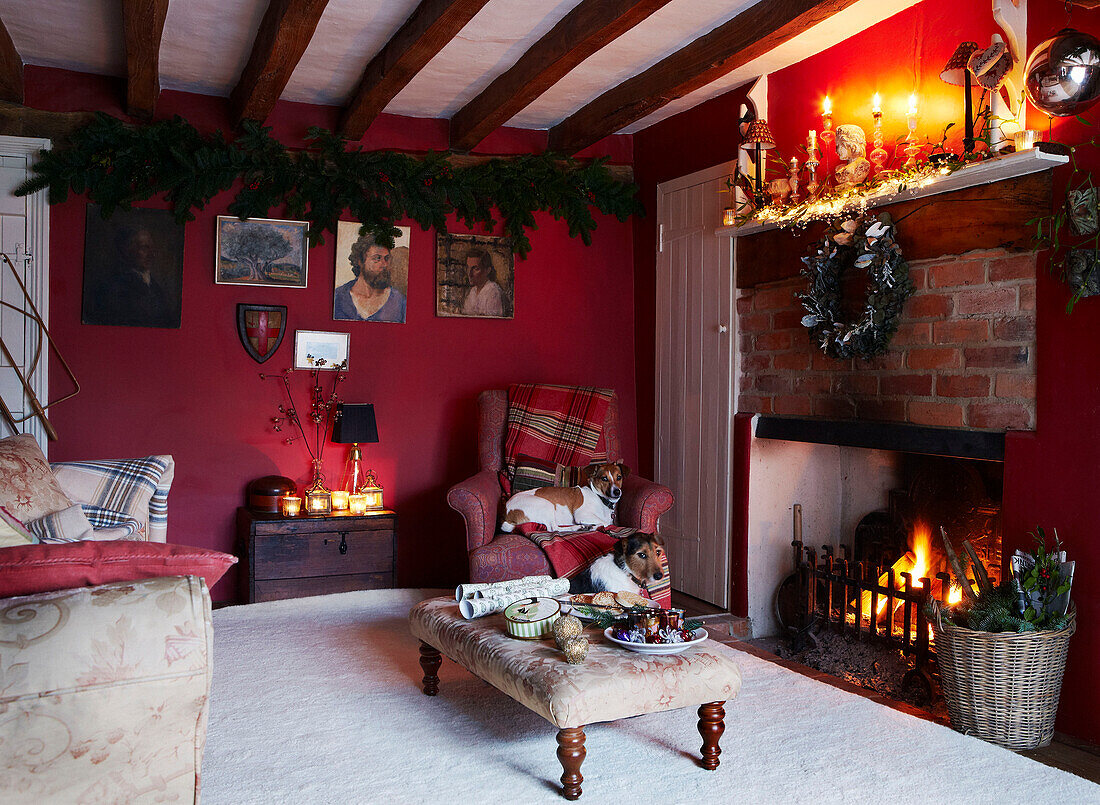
<box><xmin>359</xmin><ymin>470</ymin><xmax>384</xmax><ymax>511</ymax></box>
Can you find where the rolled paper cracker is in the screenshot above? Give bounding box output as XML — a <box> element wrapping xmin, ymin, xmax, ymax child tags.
<box><xmin>455</xmin><ymin>575</ymin><xmax>555</xmax><ymax>601</ymax></box>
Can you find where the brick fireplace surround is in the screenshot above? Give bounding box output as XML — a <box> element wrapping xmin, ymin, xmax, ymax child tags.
<box><xmin>736</xmin><ymin>249</ymin><xmax>1037</xmax><ymax>431</ymax></box>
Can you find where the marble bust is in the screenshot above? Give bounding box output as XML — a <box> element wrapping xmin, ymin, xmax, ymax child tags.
<box><xmin>834</xmin><ymin>124</ymin><xmax>871</xmax><ymax>188</ymax></box>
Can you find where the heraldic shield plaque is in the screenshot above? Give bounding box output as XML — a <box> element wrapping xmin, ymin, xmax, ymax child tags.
<box><xmin>237</xmin><ymin>304</ymin><xmax>287</xmax><ymax>363</ymax></box>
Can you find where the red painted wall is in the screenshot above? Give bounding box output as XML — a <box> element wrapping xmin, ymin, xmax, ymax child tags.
<box><xmin>28</xmin><ymin>67</ymin><xmax>638</xmax><ymax>603</ymax></box>
<box><xmin>633</xmin><ymin>0</ymin><xmax>1100</xmax><ymax>743</ymax></box>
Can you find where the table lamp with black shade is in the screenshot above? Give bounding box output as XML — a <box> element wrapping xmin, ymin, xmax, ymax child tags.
<box><xmin>332</xmin><ymin>404</ymin><xmax>380</xmax><ymax>509</ymax></box>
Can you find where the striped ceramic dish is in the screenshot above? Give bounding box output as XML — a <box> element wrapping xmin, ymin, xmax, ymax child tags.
<box><xmin>503</xmin><ymin>597</ymin><xmax>561</xmax><ymax>639</ymax></box>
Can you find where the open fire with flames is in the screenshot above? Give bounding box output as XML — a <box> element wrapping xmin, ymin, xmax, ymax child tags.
<box><xmin>853</xmin><ymin>523</ymin><xmax>966</xmax><ymax>639</ymax></box>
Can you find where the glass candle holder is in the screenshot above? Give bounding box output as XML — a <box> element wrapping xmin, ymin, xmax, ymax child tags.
<box><xmin>305</xmin><ymin>490</ymin><xmax>332</xmax><ymax>515</ymax></box>
<box><xmin>280</xmin><ymin>495</ymin><xmax>302</xmax><ymax>517</ymax></box>
<box><xmin>348</xmin><ymin>494</ymin><xmax>368</xmax><ymax>515</ymax></box>
<box><xmin>722</xmin><ymin>207</ymin><xmax>736</xmax><ymax>227</ymax></box>
<box><xmin>330</xmin><ymin>490</ymin><xmax>350</xmax><ymax>511</ymax></box>
<box><xmin>1013</xmin><ymin>130</ymin><xmax>1039</xmax><ymax>151</ymax></box>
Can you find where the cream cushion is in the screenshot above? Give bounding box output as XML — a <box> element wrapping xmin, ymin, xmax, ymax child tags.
<box><xmin>0</xmin><ymin>506</ymin><xmax>35</xmax><ymax>546</ymax></box>
<box><xmin>0</xmin><ymin>434</ymin><xmax>71</xmax><ymax>522</ymax></box>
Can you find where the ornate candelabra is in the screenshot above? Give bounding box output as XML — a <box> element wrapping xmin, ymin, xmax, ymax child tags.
<box><xmin>805</xmin><ymin>130</ymin><xmax>820</xmax><ymax>197</ymax></box>
<box><xmin>820</xmin><ymin>96</ymin><xmax>835</xmax><ymax>149</ymax></box>
<box><xmin>788</xmin><ymin>157</ymin><xmax>801</xmax><ymax>205</ymax></box>
<box><xmin>903</xmin><ymin>94</ymin><xmax>921</xmax><ymax>169</ymax></box>
<box><xmin>869</xmin><ymin>93</ymin><xmax>890</xmax><ymax>176</ymax></box>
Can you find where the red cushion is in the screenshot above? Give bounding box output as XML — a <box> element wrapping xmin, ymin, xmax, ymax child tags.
<box><xmin>0</xmin><ymin>540</ymin><xmax>238</xmax><ymax>597</ymax></box>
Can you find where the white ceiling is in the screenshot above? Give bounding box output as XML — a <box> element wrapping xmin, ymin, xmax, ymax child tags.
<box><xmin>0</xmin><ymin>0</ymin><xmax>921</xmax><ymax>135</ymax></box>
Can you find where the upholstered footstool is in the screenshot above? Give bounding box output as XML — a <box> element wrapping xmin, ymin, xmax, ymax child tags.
<box><xmin>409</xmin><ymin>597</ymin><xmax>742</xmax><ymax>800</ymax></box>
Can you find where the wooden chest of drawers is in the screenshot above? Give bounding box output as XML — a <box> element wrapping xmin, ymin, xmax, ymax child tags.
<box><xmin>237</xmin><ymin>507</ymin><xmax>397</xmax><ymax>603</ymax></box>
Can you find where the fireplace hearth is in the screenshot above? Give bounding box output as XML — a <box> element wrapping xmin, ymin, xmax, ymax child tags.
<box><xmin>778</xmin><ymin>454</ymin><xmax>1002</xmax><ymax>677</ymax></box>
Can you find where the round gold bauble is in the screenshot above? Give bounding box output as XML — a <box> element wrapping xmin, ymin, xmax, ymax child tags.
<box><xmin>562</xmin><ymin>637</ymin><xmax>589</xmax><ymax>664</ymax></box>
<box><xmin>552</xmin><ymin>614</ymin><xmax>583</xmax><ymax>648</ymax></box>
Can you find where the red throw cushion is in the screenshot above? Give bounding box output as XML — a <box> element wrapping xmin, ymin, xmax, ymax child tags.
<box><xmin>0</xmin><ymin>540</ymin><xmax>238</xmax><ymax>597</ymax></box>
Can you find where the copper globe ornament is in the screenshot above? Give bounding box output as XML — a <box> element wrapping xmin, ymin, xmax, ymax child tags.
<box><xmin>1025</xmin><ymin>28</ymin><xmax>1100</xmax><ymax>117</ymax></box>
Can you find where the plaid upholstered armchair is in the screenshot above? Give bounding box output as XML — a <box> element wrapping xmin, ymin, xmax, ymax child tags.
<box><xmin>446</xmin><ymin>387</ymin><xmax>674</xmax><ymax>583</ymax></box>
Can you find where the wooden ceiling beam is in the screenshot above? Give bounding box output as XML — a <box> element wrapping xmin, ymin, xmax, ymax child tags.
<box><xmin>230</xmin><ymin>0</ymin><xmax>330</xmax><ymax>124</ymax></box>
<box><xmin>0</xmin><ymin>16</ymin><xmax>22</xmax><ymax>105</ymax></box>
<box><xmin>548</xmin><ymin>0</ymin><xmax>860</xmax><ymax>155</ymax></box>
<box><xmin>339</xmin><ymin>0</ymin><xmax>490</xmax><ymax>140</ymax></box>
<box><xmin>122</xmin><ymin>0</ymin><xmax>170</xmax><ymax>119</ymax></box>
<box><xmin>449</xmin><ymin>0</ymin><xmax>673</xmax><ymax>153</ymax></box>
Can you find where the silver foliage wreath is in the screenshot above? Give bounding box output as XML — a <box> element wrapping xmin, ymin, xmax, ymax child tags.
<box><xmin>797</xmin><ymin>212</ymin><xmax>913</xmax><ymax>360</ymax></box>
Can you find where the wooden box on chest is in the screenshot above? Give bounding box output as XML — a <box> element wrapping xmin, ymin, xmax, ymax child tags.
<box><xmin>237</xmin><ymin>508</ymin><xmax>397</xmax><ymax>603</ymax></box>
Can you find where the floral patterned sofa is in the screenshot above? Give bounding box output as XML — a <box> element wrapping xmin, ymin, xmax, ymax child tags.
<box><xmin>0</xmin><ymin>454</ymin><xmax>213</xmax><ymax>804</ymax></box>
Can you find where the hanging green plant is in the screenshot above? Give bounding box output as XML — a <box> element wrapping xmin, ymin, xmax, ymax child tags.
<box><xmin>797</xmin><ymin>212</ymin><xmax>913</xmax><ymax>360</ymax></box>
<box><xmin>13</xmin><ymin>114</ymin><xmax>642</xmax><ymax>258</ymax></box>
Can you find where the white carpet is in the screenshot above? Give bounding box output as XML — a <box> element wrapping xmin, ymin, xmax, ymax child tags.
<box><xmin>202</xmin><ymin>589</ymin><xmax>1100</xmax><ymax>805</ymax></box>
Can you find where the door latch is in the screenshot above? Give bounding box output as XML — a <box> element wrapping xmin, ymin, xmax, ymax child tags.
<box><xmin>339</xmin><ymin>533</ymin><xmax>348</xmax><ymax>555</ymax></box>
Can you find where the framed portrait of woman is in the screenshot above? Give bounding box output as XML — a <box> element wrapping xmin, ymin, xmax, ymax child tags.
<box><xmin>435</xmin><ymin>233</ymin><xmax>514</xmax><ymax>319</ymax></box>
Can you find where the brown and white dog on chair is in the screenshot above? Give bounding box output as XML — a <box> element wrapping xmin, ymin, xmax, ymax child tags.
<box><xmin>500</xmin><ymin>461</ymin><xmax>628</xmax><ymax>534</ymax></box>
<box><xmin>568</xmin><ymin>531</ymin><xmax>665</xmax><ymax>596</ymax></box>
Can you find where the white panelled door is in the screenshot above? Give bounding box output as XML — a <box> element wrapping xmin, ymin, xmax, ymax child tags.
<box><xmin>0</xmin><ymin>137</ymin><xmax>50</xmax><ymax>452</ymax></box>
<box><xmin>655</xmin><ymin>162</ymin><xmax>736</xmax><ymax>608</ymax></box>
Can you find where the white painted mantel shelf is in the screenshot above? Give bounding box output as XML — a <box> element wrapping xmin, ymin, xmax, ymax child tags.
<box><xmin>715</xmin><ymin>147</ymin><xmax>1069</xmax><ymax>240</ymax></box>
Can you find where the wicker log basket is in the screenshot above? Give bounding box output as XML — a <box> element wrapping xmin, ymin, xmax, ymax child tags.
<box><xmin>933</xmin><ymin>607</ymin><xmax>1076</xmax><ymax>751</ymax></box>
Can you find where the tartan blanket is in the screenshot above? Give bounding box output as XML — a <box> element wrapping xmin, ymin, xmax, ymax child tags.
<box><xmin>503</xmin><ymin>384</ymin><xmax>613</xmax><ymax>476</ymax></box>
<box><xmin>520</xmin><ymin>524</ymin><xmax>672</xmax><ymax>608</ymax></box>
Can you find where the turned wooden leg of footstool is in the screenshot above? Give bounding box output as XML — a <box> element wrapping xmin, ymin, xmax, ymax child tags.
<box><xmin>556</xmin><ymin>726</ymin><xmax>586</xmax><ymax>800</ymax></box>
<box><xmin>698</xmin><ymin>701</ymin><xmax>726</xmax><ymax>770</ymax></box>
<box><xmin>418</xmin><ymin>641</ymin><xmax>442</xmax><ymax>696</ymax></box>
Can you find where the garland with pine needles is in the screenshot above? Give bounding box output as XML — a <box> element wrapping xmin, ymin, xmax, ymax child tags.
<box><xmin>13</xmin><ymin>113</ymin><xmax>643</xmax><ymax>258</ymax></box>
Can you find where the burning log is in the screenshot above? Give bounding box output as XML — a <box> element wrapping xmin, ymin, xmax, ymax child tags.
<box><xmin>940</xmin><ymin>526</ymin><xmax>978</xmax><ymax>604</ymax></box>
<box><xmin>962</xmin><ymin>539</ymin><xmax>993</xmax><ymax>596</ymax></box>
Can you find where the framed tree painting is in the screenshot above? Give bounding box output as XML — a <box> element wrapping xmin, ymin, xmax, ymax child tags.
<box><xmin>216</xmin><ymin>216</ymin><xmax>308</xmax><ymax>287</ymax></box>
<box><xmin>333</xmin><ymin>222</ymin><xmax>410</xmax><ymax>323</ymax></box>
<box><xmin>82</xmin><ymin>205</ymin><xmax>184</xmax><ymax>328</ymax></box>
<box><xmin>435</xmin><ymin>233</ymin><xmax>513</xmax><ymax>319</ymax></box>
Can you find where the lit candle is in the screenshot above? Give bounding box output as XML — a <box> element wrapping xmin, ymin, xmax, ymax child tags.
<box><xmin>907</xmin><ymin>94</ymin><xmax>919</xmax><ymax>130</ymax></box>
<box><xmin>306</xmin><ymin>490</ymin><xmax>331</xmax><ymax>514</ymax></box>
<box><xmin>820</xmin><ymin>96</ymin><xmax>834</xmax><ymax>145</ymax></box>
<box><xmin>872</xmin><ymin>92</ymin><xmax>882</xmax><ymax>116</ymax></box>
<box><xmin>280</xmin><ymin>495</ymin><xmax>301</xmax><ymax>517</ymax></box>
<box><xmin>808</xmin><ymin>129</ymin><xmax>817</xmax><ymax>155</ymax></box>
<box><xmin>348</xmin><ymin>494</ymin><xmax>368</xmax><ymax>515</ymax></box>
<box><xmin>722</xmin><ymin>207</ymin><xmax>736</xmax><ymax>227</ymax></box>
<box><xmin>331</xmin><ymin>490</ymin><xmax>350</xmax><ymax>510</ymax></box>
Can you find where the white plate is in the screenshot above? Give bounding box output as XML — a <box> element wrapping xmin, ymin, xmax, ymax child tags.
<box><xmin>603</xmin><ymin>627</ymin><xmax>708</xmax><ymax>655</ymax></box>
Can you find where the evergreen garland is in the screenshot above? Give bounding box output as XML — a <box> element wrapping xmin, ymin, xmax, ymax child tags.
<box><xmin>14</xmin><ymin>114</ymin><xmax>643</xmax><ymax>258</ymax></box>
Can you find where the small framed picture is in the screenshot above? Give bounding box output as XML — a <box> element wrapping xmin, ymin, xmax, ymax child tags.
<box><xmin>334</xmin><ymin>222</ymin><xmax>411</xmax><ymax>323</ymax></box>
<box><xmin>216</xmin><ymin>216</ymin><xmax>309</xmax><ymax>288</ymax></box>
<box><xmin>293</xmin><ymin>330</ymin><xmax>349</xmax><ymax>370</ymax></box>
<box><xmin>436</xmin><ymin>233</ymin><xmax>514</xmax><ymax>319</ymax></box>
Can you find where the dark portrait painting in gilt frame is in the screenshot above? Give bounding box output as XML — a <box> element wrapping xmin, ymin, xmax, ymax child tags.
<box><xmin>82</xmin><ymin>205</ymin><xmax>185</xmax><ymax>328</ymax></box>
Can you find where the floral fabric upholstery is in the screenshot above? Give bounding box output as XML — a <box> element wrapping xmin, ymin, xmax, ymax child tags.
<box><xmin>409</xmin><ymin>597</ymin><xmax>741</xmax><ymax>730</ymax></box>
<box><xmin>0</xmin><ymin>435</ymin><xmax>73</xmax><ymax>523</ymax></box>
<box><xmin>0</xmin><ymin>575</ymin><xmax>212</xmax><ymax>803</ymax></box>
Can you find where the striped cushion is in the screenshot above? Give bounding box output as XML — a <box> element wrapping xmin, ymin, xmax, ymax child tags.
<box><xmin>50</xmin><ymin>456</ymin><xmax>173</xmax><ymax>542</ymax></box>
<box><xmin>510</xmin><ymin>454</ymin><xmax>590</xmax><ymax>494</ymax></box>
